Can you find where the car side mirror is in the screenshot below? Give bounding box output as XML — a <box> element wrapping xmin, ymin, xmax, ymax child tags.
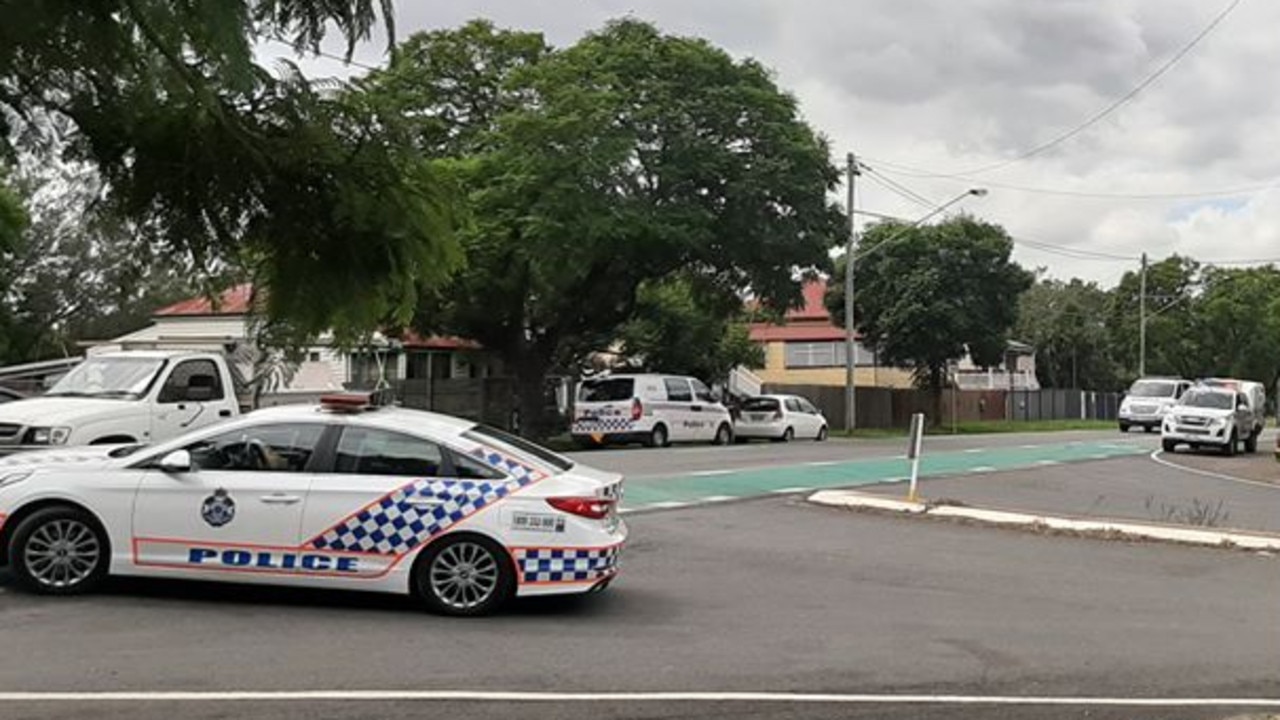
<box><xmin>158</xmin><ymin>449</ymin><xmax>192</xmax><ymax>473</ymax></box>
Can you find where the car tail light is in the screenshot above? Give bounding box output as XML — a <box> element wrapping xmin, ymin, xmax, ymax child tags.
<box><xmin>547</xmin><ymin>496</ymin><xmax>615</xmax><ymax>520</ymax></box>
<box><xmin>631</xmin><ymin>398</ymin><xmax>643</xmax><ymax>421</ymax></box>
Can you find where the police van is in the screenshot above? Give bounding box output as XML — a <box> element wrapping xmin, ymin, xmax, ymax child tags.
<box><xmin>571</xmin><ymin>373</ymin><xmax>734</xmax><ymax>448</ymax></box>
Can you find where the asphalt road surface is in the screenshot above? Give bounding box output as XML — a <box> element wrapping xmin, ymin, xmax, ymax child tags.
<box><xmin>3</xmin><ymin>492</ymin><xmax>1278</xmax><ymax>720</ymax></box>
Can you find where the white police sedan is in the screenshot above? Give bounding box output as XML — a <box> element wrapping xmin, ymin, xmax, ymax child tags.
<box><xmin>0</xmin><ymin>395</ymin><xmax>625</xmax><ymax>616</ymax></box>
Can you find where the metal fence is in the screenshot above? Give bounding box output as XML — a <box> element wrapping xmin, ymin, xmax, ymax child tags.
<box><xmin>763</xmin><ymin>384</ymin><xmax>1120</xmax><ymax>430</ymax></box>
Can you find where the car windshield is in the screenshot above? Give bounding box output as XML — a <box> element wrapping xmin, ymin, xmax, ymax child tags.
<box><xmin>46</xmin><ymin>357</ymin><xmax>166</xmax><ymax>399</ymax></box>
<box><xmin>578</xmin><ymin>378</ymin><xmax>634</xmax><ymax>402</ymax></box>
<box><xmin>742</xmin><ymin>397</ymin><xmax>781</xmax><ymax>411</ymax></box>
<box><xmin>1128</xmin><ymin>381</ymin><xmax>1176</xmax><ymax>398</ymax></box>
<box><xmin>1179</xmin><ymin>390</ymin><xmax>1234</xmax><ymax>410</ymax></box>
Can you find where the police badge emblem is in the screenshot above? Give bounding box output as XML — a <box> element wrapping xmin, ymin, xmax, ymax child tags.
<box><xmin>201</xmin><ymin>488</ymin><xmax>236</xmax><ymax>528</ymax></box>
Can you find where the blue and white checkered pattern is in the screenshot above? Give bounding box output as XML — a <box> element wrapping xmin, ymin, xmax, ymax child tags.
<box><xmin>309</xmin><ymin>448</ymin><xmax>546</xmax><ymax>555</ymax></box>
<box><xmin>514</xmin><ymin>546</ymin><xmax>621</xmax><ymax>583</ymax></box>
<box><xmin>572</xmin><ymin>417</ymin><xmax>635</xmax><ymax>433</ymax></box>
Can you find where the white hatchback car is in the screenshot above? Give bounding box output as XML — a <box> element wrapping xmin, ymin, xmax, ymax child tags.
<box><xmin>0</xmin><ymin>395</ymin><xmax>626</xmax><ymax>616</ymax></box>
<box><xmin>733</xmin><ymin>394</ymin><xmax>829</xmax><ymax>442</ymax></box>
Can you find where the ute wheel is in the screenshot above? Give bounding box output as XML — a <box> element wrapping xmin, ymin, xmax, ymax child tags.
<box><xmin>1119</xmin><ymin>423</ymin><xmax>1130</xmax><ymax>433</ymax></box>
<box><xmin>775</xmin><ymin>427</ymin><xmax>794</xmax><ymax>443</ymax></box>
<box><xmin>1143</xmin><ymin>426</ymin><xmax>1154</xmax><ymax>434</ymax></box>
<box><xmin>1245</xmin><ymin>431</ymin><xmax>1259</xmax><ymax>454</ymax></box>
<box><xmin>413</xmin><ymin>534</ymin><xmax>515</xmax><ymax>617</ymax></box>
<box><xmin>646</xmin><ymin>424</ymin><xmax>670</xmax><ymax>449</ymax></box>
<box><xmin>1161</xmin><ymin>439</ymin><xmax>1176</xmax><ymax>453</ymax></box>
<box><xmin>816</xmin><ymin>426</ymin><xmax>828</xmax><ymax>442</ymax></box>
<box><xmin>713</xmin><ymin>423</ymin><xmax>733</xmax><ymax>446</ymax></box>
<box><xmin>1224</xmin><ymin>430</ymin><xmax>1238</xmax><ymax>457</ymax></box>
<box><xmin>9</xmin><ymin>506</ymin><xmax>110</xmax><ymax>596</ymax></box>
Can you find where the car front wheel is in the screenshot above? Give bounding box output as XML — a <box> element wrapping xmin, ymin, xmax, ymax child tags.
<box><xmin>10</xmin><ymin>506</ymin><xmax>110</xmax><ymax>596</ymax></box>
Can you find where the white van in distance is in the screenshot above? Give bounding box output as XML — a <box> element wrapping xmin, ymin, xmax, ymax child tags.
<box><xmin>1119</xmin><ymin>377</ymin><xmax>1191</xmax><ymax>433</ymax></box>
<box><xmin>572</xmin><ymin>374</ymin><xmax>734</xmax><ymax>448</ymax></box>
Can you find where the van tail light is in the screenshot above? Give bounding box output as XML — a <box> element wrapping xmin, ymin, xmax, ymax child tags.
<box><xmin>631</xmin><ymin>398</ymin><xmax>643</xmax><ymax>421</ymax></box>
<box><xmin>547</xmin><ymin>496</ymin><xmax>615</xmax><ymax>520</ymax></box>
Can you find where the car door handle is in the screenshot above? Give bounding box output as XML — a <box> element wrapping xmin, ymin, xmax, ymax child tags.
<box><xmin>690</xmin><ymin>405</ymin><xmax>702</xmax><ymax>412</ymax></box>
<box><xmin>219</xmin><ymin>409</ymin><xmax>232</xmax><ymax>417</ymax></box>
<box><xmin>259</xmin><ymin>493</ymin><xmax>302</xmax><ymax>505</ymax></box>
<box><xmin>405</xmin><ymin>497</ymin><xmax>445</xmax><ymax>509</ymax></box>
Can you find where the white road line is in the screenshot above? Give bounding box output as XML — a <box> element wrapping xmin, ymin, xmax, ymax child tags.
<box><xmin>963</xmin><ymin>448</ymin><xmax>984</xmax><ymax>453</ymax></box>
<box><xmin>1148</xmin><ymin>450</ymin><xmax>1280</xmax><ymax>491</ymax></box>
<box><xmin>969</xmin><ymin>466</ymin><xmax>997</xmax><ymax>473</ymax></box>
<box><xmin>690</xmin><ymin>470</ymin><xmax>733</xmax><ymax>477</ymax></box>
<box><xmin>1036</xmin><ymin>460</ymin><xmax>1060</xmax><ymax>466</ymax></box>
<box><xmin>806</xmin><ymin>461</ymin><xmax>839</xmax><ymax>466</ymax></box>
<box><xmin>700</xmin><ymin>495</ymin><xmax>736</xmax><ymax>503</ymax></box>
<box><xmin>642</xmin><ymin>501</ymin><xmax>691</xmax><ymax>509</ymax></box>
<box><xmin>1020</xmin><ymin>444</ymin><xmax>1040</xmax><ymax>449</ymax></box>
<box><xmin>771</xmin><ymin>487</ymin><xmax>813</xmax><ymax>494</ymax></box>
<box><xmin>0</xmin><ymin>690</ymin><xmax>1278</xmax><ymax>707</ymax></box>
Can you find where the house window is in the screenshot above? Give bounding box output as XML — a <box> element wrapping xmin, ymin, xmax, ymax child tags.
<box><xmin>784</xmin><ymin>341</ymin><xmax>875</xmax><ymax>368</ymax></box>
<box><xmin>308</xmin><ymin>351</ymin><xmax>322</xmax><ymax>363</ymax></box>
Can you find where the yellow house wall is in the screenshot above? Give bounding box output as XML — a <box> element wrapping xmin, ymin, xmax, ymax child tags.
<box><xmin>754</xmin><ymin>342</ymin><xmax>916</xmax><ymax>388</ymax></box>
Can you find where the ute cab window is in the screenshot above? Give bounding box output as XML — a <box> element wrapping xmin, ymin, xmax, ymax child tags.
<box><xmin>1178</xmin><ymin>389</ymin><xmax>1233</xmax><ymax>410</ymax></box>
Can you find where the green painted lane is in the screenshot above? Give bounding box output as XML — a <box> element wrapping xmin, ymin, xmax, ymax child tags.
<box><xmin>620</xmin><ymin>440</ymin><xmax>1151</xmax><ymax>510</ymax></box>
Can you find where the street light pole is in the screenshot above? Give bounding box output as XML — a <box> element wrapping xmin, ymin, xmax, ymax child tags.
<box><xmin>844</xmin><ymin>153</ymin><xmax>859</xmax><ymax>432</ymax></box>
<box><xmin>1138</xmin><ymin>252</ymin><xmax>1148</xmax><ymax>377</ymax></box>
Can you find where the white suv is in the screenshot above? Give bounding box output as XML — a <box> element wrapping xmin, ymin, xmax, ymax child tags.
<box><xmin>571</xmin><ymin>374</ymin><xmax>734</xmax><ymax>448</ymax></box>
<box><xmin>1119</xmin><ymin>377</ymin><xmax>1191</xmax><ymax>433</ymax></box>
<box><xmin>1161</xmin><ymin>384</ymin><xmax>1265</xmax><ymax>455</ymax></box>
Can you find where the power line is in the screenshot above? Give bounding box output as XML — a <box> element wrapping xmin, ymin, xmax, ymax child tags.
<box><xmin>864</xmin><ymin>158</ymin><xmax>1280</xmax><ymax>200</ymax></box>
<box><xmin>264</xmin><ymin>37</ymin><xmax>383</xmax><ymax>73</ymax></box>
<box><xmin>860</xmin><ymin>166</ymin><xmax>938</xmax><ymax>210</ymax></box>
<box><xmin>956</xmin><ymin>0</ymin><xmax>1245</xmax><ymax>176</ymax></box>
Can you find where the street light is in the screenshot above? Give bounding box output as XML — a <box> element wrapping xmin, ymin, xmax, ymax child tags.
<box><xmin>844</xmin><ymin>184</ymin><xmax>988</xmax><ymax>432</ymax></box>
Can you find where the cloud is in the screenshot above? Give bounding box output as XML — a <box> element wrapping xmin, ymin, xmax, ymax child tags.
<box><xmin>270</xmin><ymin>0</ymin><xmax>1280</xmax><ymax>286</ymax></box>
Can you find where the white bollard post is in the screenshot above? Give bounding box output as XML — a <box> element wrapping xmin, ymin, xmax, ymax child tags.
<box><xmin>907</xmin><ymin>412</ymin><xmax>925</xmax><ymax>502</ymax></box>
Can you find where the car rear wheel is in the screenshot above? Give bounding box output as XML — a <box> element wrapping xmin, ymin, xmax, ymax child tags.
<box><xmin>776</xmin><ymin>427</ymin><xmax>794</xmax><ymax>443</ymax></box>
<box><xmin>1245</xmin><ymin>430</ymin><xmax>1259</xmax><ymax>454</ymax></box>
<box><xmin>816</xmin><ymin>426</ymin><xmax>828</xmax><ymax>442</ymax></box>
<box><xmin>10</xmin><ymin>506</ymin><xmax>109</xmax><ymax>596</ymax></box>
<box><xmin>646</xmin><ymin>424</ymin><xmax>669</xmax><ymax>449</ymax></box>
<box><xmin>413</xmin><ymin>535</ymin><xmax>515</xmax><ymax>617</ymax></box>
<box><xmin>1119</xmin><ymin>423</ymin><xmax>1130</xmax><ymax>433</ymax></box>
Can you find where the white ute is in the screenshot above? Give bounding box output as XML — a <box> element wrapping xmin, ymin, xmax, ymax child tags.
<box><xmin>1161</xmin><ymin>383</ymin><xmax>1265</xmax><ymax>456</ymax></box>
<box><xmin>0</xmin><ymin>351</ymin><xmax>240</xmax><ymax>453</ymax></box>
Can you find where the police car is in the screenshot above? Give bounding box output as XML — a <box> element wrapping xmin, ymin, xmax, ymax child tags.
<box><xmin>0</xmin><ymin>394</ymin><xmax>626</xmax><ymax>616</ymax></box>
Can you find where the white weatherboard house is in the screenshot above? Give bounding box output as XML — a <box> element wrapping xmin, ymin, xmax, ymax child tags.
<box><xmin>89</xmin><ymin>284</ymin><xmax>497</xmax><ymax>399</ymax></box>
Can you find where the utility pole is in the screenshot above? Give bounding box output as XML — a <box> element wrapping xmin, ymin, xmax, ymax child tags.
<box><xmin>844</xmin><ymin>152</ymin><xmax>859</xmax><ymax>432</ymax></box>
<box><xmin>1138</xmin><ymin>252</ymin><xmax>1148</xmax><ymax>377</ymax></box>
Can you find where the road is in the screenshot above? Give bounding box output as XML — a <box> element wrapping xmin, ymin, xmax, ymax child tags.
<box><xmin>568</xmin><ymin>430</ymin><xmax>1163</xmax><ymax>511</ymax></box>
<box><xmin>3</xmin><ymin>489</ymin><xmax>1278</xmax><ymax>719</ymax></box>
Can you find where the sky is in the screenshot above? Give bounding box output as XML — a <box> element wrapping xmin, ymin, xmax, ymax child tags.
<box><xmin>264</xmin><ymin>0</ymin><xmax>1280</xmax><ymax>289</ymax></box>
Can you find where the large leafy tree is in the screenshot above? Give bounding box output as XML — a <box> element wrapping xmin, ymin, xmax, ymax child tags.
<box><xmin>1105</xmin><ymin>255</ymin><xmax>1201</xmax><ymax>380</ymax></box>
<box><xmin>0</xmin><ymin>1</ymin><xmax>456</xmax><ymax>338</ymax></box>
<box><xmin>1014</xmin><ymin>276</ymin><xmax>1118</xmax><ymax>390</ymax></box>
<box><xmin>1191</xmin><ymin>265</ymin><xmax>1280</xmax><ymax>390</ymax></box>
<box><xmin>364</xmin><ymin>20</ymin><xmax>843</xmax><ymax>437</ymax></box>
<box><xmin>613</xmin><ymin>276</ymin><xmax>764</xmax><ymax>383</ymax></box>
<box><xmin>827</xmin><ymin>216</ymin><xmax>1034</xmax><ymax>414</ymax></box>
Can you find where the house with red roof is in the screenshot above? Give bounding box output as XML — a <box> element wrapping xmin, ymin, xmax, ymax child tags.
<box><xmin>747</xmin><ymin>279</ymin><xmax>1036</xmax><ymax>390</ymax></box>
<box><xmin>88</xmin><ymin>284</ymin><xmax>500</xmax><ymax>395</ymax></box>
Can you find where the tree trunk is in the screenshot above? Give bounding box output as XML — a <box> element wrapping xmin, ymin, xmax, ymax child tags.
<box><xmin>512</xmin><ymin>350</ymin><xmax>555</xmax><ymax>441</ymax></box>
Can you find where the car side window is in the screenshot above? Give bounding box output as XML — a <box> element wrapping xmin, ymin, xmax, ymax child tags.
<box><xmin>799</xmin><ymin>399</ymin><xmax>818</xmax><ymax>414</ymax></box>
<box><xmin>785</xmin><ymin>398</ymin><xmax>803</xmax><ymax>413</ymax></box>
<box><xmin>449</xmin><ymin>451</ymin><xmax>507</xmax><ymax>480</ymax></box>
<box><xmin>158</xmin><ymin>359</ymin><xmax>225</xmax><ymax>404</ymax></box>
<box><xmin>664</xmin><ymin>378</ymin><xmax>693</xmax><ymax>402</ymax></box>
<box><xmin>334</xmin><ymin>427</ymin><xmax>445</xmax><ymax>477</ymax></box>
<box><xmin>186</xmin><ymin>423</ymin><xmax>324</xmax><ymax>472</ymax></box>
<box><xmin>690</xmin><ymin>378</ymin><xmax>716</xmax><ymax>403</ymax></box>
